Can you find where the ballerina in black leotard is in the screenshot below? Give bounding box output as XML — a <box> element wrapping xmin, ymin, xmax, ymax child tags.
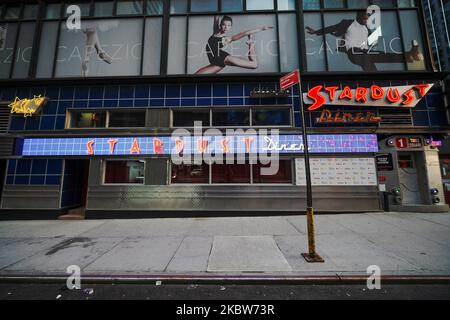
<box><xmin>195</xmin><ymin>16</ymin><xmax>273</xmax><ymax>74</ymax></box>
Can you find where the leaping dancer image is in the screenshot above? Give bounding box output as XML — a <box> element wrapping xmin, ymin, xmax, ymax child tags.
<box><xmin>195</xmin><ymin>15</ymin><xmax>273</xmax><ymax>74</ymax></box>
<box><xmin>305</xmin><ymin>10</ymin><xmax>424</xmax><ymax>72</ymax></box>
<box><xmin>81</xmin><ymin>21</ymin><xmax>117</xmax><ymax>77</ymax></box>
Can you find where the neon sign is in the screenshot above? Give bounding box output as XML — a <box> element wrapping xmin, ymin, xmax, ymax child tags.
<box><xmin>304</xmin><ymin>84</ymin><xmax>433</xmax><ymax>111</ymax></box>
<box><xmin>318</xmin><ymin>109</ymin><xmax>381</xmax><ymax>124</ymax></box>
<box><xmin>19</xmin><ymin>134</ymin><xmax>379</xmax><ymax>157</ymax></box>
<box><xmin>8</xmin><ymin>95</ymin><xmax>48</xmax><ymax>117</ymax></box>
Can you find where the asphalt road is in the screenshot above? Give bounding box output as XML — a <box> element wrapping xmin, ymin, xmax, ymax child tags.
<box><xmin>0</xmin><ymin>283</ymin><xmax>449</xmax><ymax>300</ymax></box>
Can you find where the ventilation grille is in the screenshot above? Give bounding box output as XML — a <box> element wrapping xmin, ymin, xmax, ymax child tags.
<box><xmin>0</xmin><ymin>138</ymin><xmax>14</xmax><ymax>157</ymax></box>
<box><xmin>378</xmin><ymin>108</ymin><xmax>413</xmax><ymax>127</ymax></box>
<box><xmin>0</xmin><ymin>105</ymin><xmax>10</xmax><ymax>134</ymax></box>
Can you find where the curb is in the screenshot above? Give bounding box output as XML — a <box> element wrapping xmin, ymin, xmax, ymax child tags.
<box><xmin>1</xmin><ymin>274</ymin><xmax>450</xmax><ymax>285</ymax></box>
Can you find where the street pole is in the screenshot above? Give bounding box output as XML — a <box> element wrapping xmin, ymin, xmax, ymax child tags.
<box><xmin>297</xmin><ymin>75</ymin><xmax>324</xmax><ymax>263</ymax></box>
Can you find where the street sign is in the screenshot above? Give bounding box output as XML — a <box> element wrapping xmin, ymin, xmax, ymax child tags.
<box><xmin>280</xmin><ymin>70</ymin><xmax>300</xmax><ymax>91</ymax></box>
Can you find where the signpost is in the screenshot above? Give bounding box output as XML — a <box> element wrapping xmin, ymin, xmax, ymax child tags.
<box><xmin>280</xmin><ymin>70</ymin><xmax>324</xmax><ymax>263</ymax></box>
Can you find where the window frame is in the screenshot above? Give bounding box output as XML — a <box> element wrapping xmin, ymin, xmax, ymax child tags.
<box><xmin>0</xmin><ymin>0</ymin><xmax>435</xmax><ymax>80</ymax></box>
<box><xmin>299</xmin><ymin>0</ymin><xmax>433</xmax><ymax>73</ymax></box>
<box><xmin>102</xmin><ymin>158</ymin><xmax>146</xmax><ymax>185</ymax></box>
<box><xmin>0</xmin><ymin>2</ymin><xmax>40</xmax><ymax>79</ymax></box>
<box><xmin>66</xmin><ymin>107</ymin><xmax>148</xmax><ymax>129</ymax></box>
<box><xmin>168</xmin><ymin>0</ymin><xmax>298</xmax><ymax>75</ymax></box>
<box><xmin>171</xmin><ymin>105</ymin><xmax>293</xmax><ymax>128</ymax></box>
<box><xmin>170</xmin><ymin>158</ymin><xmax>295</xmax><ymax>185</ymax></box>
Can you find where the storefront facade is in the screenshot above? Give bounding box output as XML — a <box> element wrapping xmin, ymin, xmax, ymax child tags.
<box><xmin>0</xmin><ymin>0</ymin><xmax>449</xmax><ymax>218</ymax></box>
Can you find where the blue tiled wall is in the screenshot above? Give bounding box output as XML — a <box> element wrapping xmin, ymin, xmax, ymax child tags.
<box><xmin>1</xmin><ymin>82</ymin><xmax>298</xmax><ymax>131</ymax></box>
<box><xmin>0</xmin><ymin>80</ymin><xmax>446</xmax><ymax>132</ymax></box>
<box><xmin>5</xmin><ymin>159</ymin><xmax>62</xmax><ymax>186</ymax></box>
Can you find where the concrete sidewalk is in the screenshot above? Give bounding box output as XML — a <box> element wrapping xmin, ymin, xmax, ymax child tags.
<box><xmin>0</xmin><ymin>212</ymin><xmax>449</xmax><ymax>277</ymax></box>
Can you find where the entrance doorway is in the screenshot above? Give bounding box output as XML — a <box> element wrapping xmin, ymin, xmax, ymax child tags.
<box><xmin>61</xmin><ymin>159</ymin><xmax>90</xmax><ymax>210</ymax></box>
<box><xmin>398</xmin><ymin>152</ymin><xmax>422</xmax><ymax>205</ymax></box>
<box><xmin>0</xmin><ymin>159</ymin><xmax>6</xmax><ymax>205</ymax></box>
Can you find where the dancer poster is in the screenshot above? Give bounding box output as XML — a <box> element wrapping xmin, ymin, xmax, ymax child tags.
<box><xmin>304</xmin><ymin>8</ymin><xmax>427</xmax><ymax>72</ymax></box>
<box><xmin>186</xmin><ymin>15</ymin><xmax>279</xmax><ymax>74</ymax></box>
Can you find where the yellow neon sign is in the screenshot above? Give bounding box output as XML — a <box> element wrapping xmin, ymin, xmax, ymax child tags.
<box><xmin>8</xmin><ymin>95</ymin><xmax>48</xmax><ymax>117</ymax></box>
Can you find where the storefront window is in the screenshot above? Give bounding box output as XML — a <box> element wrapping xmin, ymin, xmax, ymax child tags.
<box><xmin>167</xmin><ymin>16</ymin><xmax>186</xmax><ymax>74</ymax></box>
<box><xmin>172</xmin><ymin>161</ymin><xmax>293</xmax><ymax>184</ymax></box>
<box><xmin>0</xmin><ymin>23</ymin><xmax>18</xmax><ymax>78</ymax></box>
<box><xmin>173</xmin><ymin>110</ymin><xmax>210</xmax><ymax>127</ymax></box>
<box><xmin>171</xmin><ymin>163</ymin><xmax>209</xmax><ymax>184</ymax></box>
<box><xmin>253</xmin><ymin>160</ymin><xmax>292</xmax><ymax>184</ymax></box>
<box><xmin>70</xmin><ymin>111</ymin><xmax>107</xmax><ymax>128</ymax></box>
<box><xmin>143</xmin><ymin>17</ymin><xmax>163</xmax><ymax>75</ymax></box>
<box><xmin>54</xmin><ymin>19</ymin><xmax>143</xmax><ymax>78</ymax></box>
<box><xmin>252</xmin><ymin>108</ymin><xmax>291</xmax><ymax>126</ymax></box>
<box><xmin>170</xmin><ymin>0</ymin><xmax>299</xmax><ymax>75</ymax></box>
<box><xmin>186</xmin><ymin>14</ymin><xmax>279</xmax><ymax>74</ymax></box>
<box><xmin>45</xmin><ymin>3</ymin><xmax>61</xmax><ymax>19</ymax></box>
<box><xmin>212</xmin><ymin>163</ymin><xmax>251</xmax><ymax>184</ymax></box>
<box><xmin>12</xmin><ymin>22</ymin><xmax>35</xmax><ymax>78</ymax></box>
<box><xmin>147</xmin><ymin>0</ymin><xmax>164</xmax><ymax>15</ymax></box>
<box><xmin>116</xmin><ymin>0</ymin><xmax>144</xmax><ymax>15</ymax></box>
<box><xmin>246</xmin><ymin>0</ymin><xmax>274</xmax><ymax>10</ymax></box>
<box><xmin>109</xmin><ymin>110</ymin><xmax>146</xmax><ymax>127</ymax></box>
<box><xmin>277</xmin><ymin>0</ymin><xmax>296</xmax><ymax>11</ymax></box>
<box><xmin>278</xmin><ymin>13</ymin><xmax>299</xmax><ymax>72</ymax></box>
<box><xmin>104</xmin><ymin>160</ymin><xmax>145</xmax><ymax>184</ymax></box>
<box><xmin>170</xmin><ymin>0</ymin><xmax>188</xmax><ymax>13</ymax></box>
<box><xmin>4</xmin><ymin>6</ymin><xmax>20</xmax><ymax>20</ymax></box>
<box><xmin>191</xmin><ymin>0</ymin><xmax>218</xmax><ymax>12</ymax></box>
<box><xmin>222</xmin><ymin>0</ymin><xmax>243</xmax><ymax>12</ymax></box>
<box><xmin>23</xmin><ymin>5</ymin><xmax>39</xmax><ymax>19</ymax></box>
<box><xmin>94</xmin><ymin>1</ymin><xmax>115</xmax><ymax>17</ymax></box>
<box><xmin>36</xmin><ymin>22</ymin><xmax>58</xmax><ymax>78</ymax></box>
<box><xmin>212</xmin><ymin>109</ymin><xmax>250</xmax><ymax>127</ymax></box>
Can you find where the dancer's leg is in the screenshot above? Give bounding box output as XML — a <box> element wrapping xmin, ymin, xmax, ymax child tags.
<box><xmin>351</xmin><ymin>41</ymin><xmax>423</xmax><ymax>67</ymax></box>
<box><xmin>347</xmin><ymin>52</ymin><xmax>378</xmax><ymax>72</ymax></box>
<box><xmin>224</xmin><ymin>36</ymin><xmax>258</xmax><ymax>70</ymax></box>
<box><xmin>82</xmin><ymin>30</ymin><xmax>96</xmax><ymax>76</ymax></box>
<box><xmin>247</xmin><ymin>35</ymin><xmax>258</xmax><ymax>66</ymax></box>
<box><xmin>92</xmin><ymin>30</ymin><xmax>112</xmax><ymax>64</ymax></box>
<box><xmin>195</xmin><ymin>64</ymin><xmax>224</xmax><ymax>74</ymax></box>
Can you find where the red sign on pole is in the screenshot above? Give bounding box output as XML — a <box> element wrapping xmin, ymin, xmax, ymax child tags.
<box><xmin>280</xmin><ymin>70</ymin><xmax>300</xmax><ymax>91</ymax></box>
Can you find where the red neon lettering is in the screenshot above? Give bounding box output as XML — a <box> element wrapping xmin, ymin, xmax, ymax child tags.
<box><xmin>307</xmin><ymin>85</ymin><xmax>326</xmax><ymax>111</ymax></box>
<box><xmin>402</xmin><ymin>89</ymin><xmax>415</xmax><ymax>106</ymax></box>
<box><xmin>325</xmin><ymin>86</ymin><xmax>339</xmax><ymax>101</ymax></box>
<box><xmin>221</xmin><ymin>139</ymin><xmax>230</xmax><ymax>154</ymax></box>
<box><xmin>197</xmin><ymin>139</ymin><xmax>209</xmax><ymax>154</ymax></box>
<box><xmin>130</xmin><ymin>138</ymin><xmax>141</xmax><ymax>154</ymax></box>
<box><xmin>175</xmin><ymin>138</ymin><xmax>184</xmax><ymax>154</ymax></box>
<box><xmin>153</xmin><ymin>138</ymin><xmax>164</xmax><ymax>154</ymax></box>
<box><xmin>371</xmin><ymin>85</ymin><xmax>385</xmax><ymax>100</ymax></box>
<box><xmin>319</xmin><ymin>109</ymin><xmax>332</xmax><ymax>123</ymax></box>
<box><xmin>108</xmin><ymin>139</ymin><xmax>118</xmax><ymax>155</ymax></box>
<box><xmin>356</xmin><ymin>87</ymin><xmax>368</xmax><ymax>103</ymax></box>
<box><xmin>415</xmin><ymin>84</ymin><xmax>430</xmax><ymax>97</ymax></box>
<box><xmin>86</xmin><ymin>140</ymin><xmax>95</xmax><ymax>155</ymax></box>
<box><xmin>243</xmin><ymin>137</ymin><xmax>255</xmax><ymax>153</ymax></box>
<box><xmin>339</xmin><ymin>86</ymin><xmax>353</xmax><ymax>100</ymax></box>
<box><xmin>387</xmin><ymin>88</ymin><xmax>401</xmax><ymax>103</ymax></box>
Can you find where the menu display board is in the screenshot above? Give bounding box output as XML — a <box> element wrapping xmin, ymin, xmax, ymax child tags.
<box><xmin>295</xmin><ymin>157</ymin><xmax>377</xmax><ymax>186</ymax></box>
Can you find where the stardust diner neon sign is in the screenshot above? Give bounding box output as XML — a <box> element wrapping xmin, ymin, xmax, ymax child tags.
<box><xmin>304</xmin><ymin>84</ymin><xmax>433</xmax><ymax>111</ymax></box>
